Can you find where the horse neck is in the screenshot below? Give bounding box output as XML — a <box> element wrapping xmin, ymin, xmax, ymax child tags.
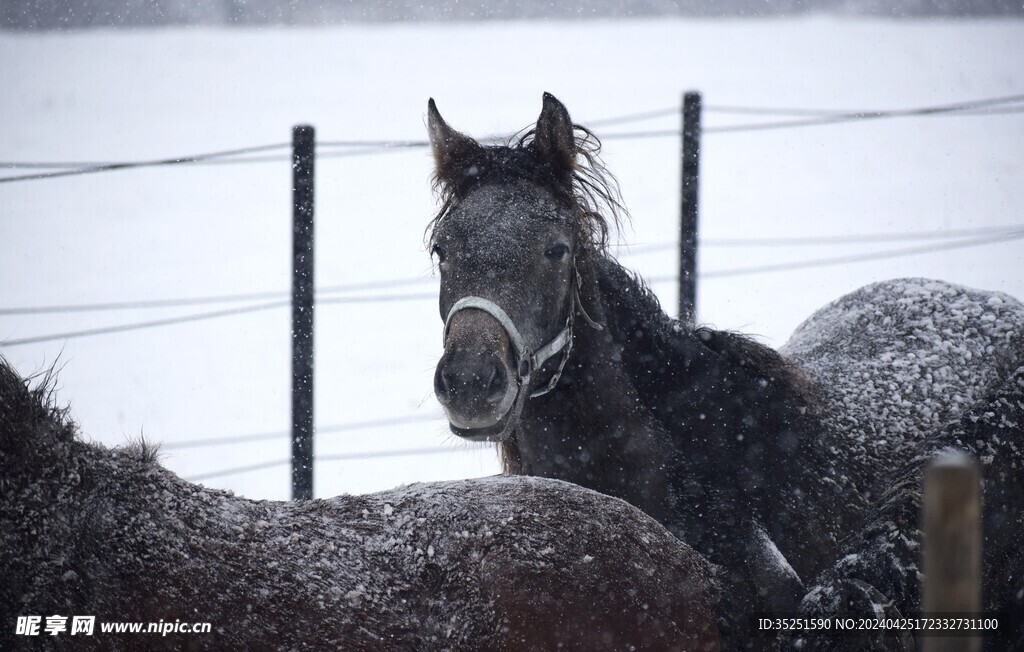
<box><xmin>497</xmin><ymin>253</ymin><xmax>678</xmax><ymax>523</ymax></box>
<box><xmin>585</xmin><ymin>256</ymin><xmax>827</xmax><ymax>522</ymax></box>
<box><xmin>500</xmin><ymin>252</ymin><xmax>670</xmax><ymax>451</ymax></box>
<box><xmin>592</xmin><ymin>254</ymin><xmax>816</xmax><ymax>422</ymax></box>
<box><xmin>499</xmin><ymin>306</ymin><xmax>643</xmax><ymax>470</ymax></box>
<box><xmin>499</xmin><ymin>250</ymin><xmax>816</xmax><ymax>487</ymax></box>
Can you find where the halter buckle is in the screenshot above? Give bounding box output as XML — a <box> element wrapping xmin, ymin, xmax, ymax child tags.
<box><xmin>517</xmin><ymin>354</ymin><xmax>533</xmax><ymax>381</ymax></box>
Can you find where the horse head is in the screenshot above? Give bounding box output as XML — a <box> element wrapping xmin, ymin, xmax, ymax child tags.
<box><xmin>425</xmin><ymin>93</ymin><xmax>618</xmax><ymax>442</ymax></box>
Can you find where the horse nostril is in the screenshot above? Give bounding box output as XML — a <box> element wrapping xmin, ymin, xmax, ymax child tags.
<box><xmin>485</xmin><ymin>361</ymin><xmax>507</xmax><ymax>402</ymax></box>
<box><xmin>435</xmin><ymin>358</ymin><xmax>508</xmax><ymax>403</ymax></box>
<box><xmin>439</xmin><ymin>368</ymin><xmax>458</xmax><ymax>396</ymax></box>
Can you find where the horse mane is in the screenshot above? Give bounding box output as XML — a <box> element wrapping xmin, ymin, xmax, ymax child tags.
<box><xmin>426</xmin><ymin>124</ymin><xmax>627</xmax><ymax>253</ymax></box>
<box><xmin>0</xmin><ymin>356</ymin><xmax>74</xmax><ymax>454</ymax></box>
<box><xmin>0</xmin><ymin>356</ymin><xmax>162</xmax><ymax>468</ymax></box>
<box><xmin>497</xmin><ymin>258</ymin><xmax>818</xmax><ymax>476</ymax></box>
<box><xmin>591</xmin><ymin>258</ymin><xmax>819</xmax><ymax>414</ymax></box>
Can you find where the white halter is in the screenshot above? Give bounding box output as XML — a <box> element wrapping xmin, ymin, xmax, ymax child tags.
<box><xmin>441</xmin><ymin>265</ymin><xmax>602</xmax><ymax>442</ymax></box>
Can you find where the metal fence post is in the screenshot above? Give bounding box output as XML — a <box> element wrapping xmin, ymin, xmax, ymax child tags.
<box><xmin>291</xmin><ymin>125</ymin><xmax>315</xmax><ymax>501</ymax></box>
<box><xmin>679</xmin><ymin>91</ymin><xmax>701</xmax><ymax>325</ymax></box>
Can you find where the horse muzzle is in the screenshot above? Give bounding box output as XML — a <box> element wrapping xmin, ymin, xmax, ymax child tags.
<box><xmin>435</xmin><ymin>291</ymin><xmax>589</xmax><ymax>443</ymax></box>
<box><xmin>434</xmin><ymin>350</ymin><xmax>519</xmax><ymax>439</ymax></box>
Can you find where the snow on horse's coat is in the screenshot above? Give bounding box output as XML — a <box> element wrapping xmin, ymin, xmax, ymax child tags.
<box><xmin>424</xmin><ymin>94</ymin><xmax>1024</xmax><ymax>649</ymax></box>
<box><xmin>783</xmin><ymin>278</ymin><xmax>1024</xmax><ymax>650</ymax></box>
<box><xmin>0</xmin><ymin>358</ymin><xmax>720</xmax><ymax>650</ymax></box>
<box><xmin>785</xmin><ymin>277</ymin><xmax>1023</xmax><ymax>468</ymax></box>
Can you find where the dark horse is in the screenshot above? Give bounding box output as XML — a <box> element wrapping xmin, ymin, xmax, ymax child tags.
<box><xmin>0</xmin><ymin>358</ymin><xmax>720</xmax><ymax>651</ymax></box>
<box><xmin>425</xmin><ymin>94</ymin><xmax>1024</xmax><ymax>648</ymax></box>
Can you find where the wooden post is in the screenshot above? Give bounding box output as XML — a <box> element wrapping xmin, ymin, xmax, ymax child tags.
<box><xmin>291</xmin><ymin>125</ymin><xmax>315</xmax><ymax>501</ymax></box>
<box><xmin>923</xmin><ymin>452</ymin><xmax>982</xmax><ymax>652</ymax></box>
<box><xmin>679</xmin><ymin>91</ymin><xmax>701</xmax><ymax>325</ymax></box>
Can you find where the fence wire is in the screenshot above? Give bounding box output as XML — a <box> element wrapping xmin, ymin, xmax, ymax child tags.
<box><xmin>4</xmin><ymin>223</ymin><xmax>1022</xmax><ymax>318</ymax></box>
<box><xmin>164</xmin><ymin>413</ymin><xmax>445</xmax><ymax>450</ymax></box>
<box><xmin>183</xmin><ymin>443</ymin><xmax>477</xmax><ymax>483</ymax></box>
<box><xmin>5</xmin><ymin>91</ymin><xmax>1024</xmax><ymax>484</ymax></box>
<box><xmin>4</xmin><ymin>229</ymin><xmax>1022</xmax><ymax>349</ymax></box>
<box><xmin>2</xmin><ymin>93</ymin><xmax>1022</xmax><ymax>183</ymax></box>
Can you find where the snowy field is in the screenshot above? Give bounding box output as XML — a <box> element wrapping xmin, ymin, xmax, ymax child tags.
<box><xmin>1</xmin><ymin>18</ymin><xmax>1022</xmax><ymax>500</ymax></box>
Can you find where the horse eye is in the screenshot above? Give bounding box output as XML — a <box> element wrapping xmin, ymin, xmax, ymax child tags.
<box><xmin>545</xmin><ymin>244</ymin><xmax>569</xmax><ymax>260</ymax></box>
<box><xmin>431</xmin><ymin>245</ymin><xmax>447</xmax><ymax>264</ymax></box>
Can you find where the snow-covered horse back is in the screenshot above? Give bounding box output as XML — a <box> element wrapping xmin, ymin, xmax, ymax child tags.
<box><xmin>779</xmin><ymin>277</ymin><xmax>1022</xmax><ymax>517</ymax></box>
<box><xmin>784</xmin><ymin>278</ymin><xmax>1023</xmax><ymax>466</ymax></box>
<box><xmin>782</xmin><ymin>278</ymin><xmax>1024</xmax><ymax>650</ymax></box>
<box><xmin>0</xmin><ymin>359</ymin><xmax>720</xmax><ymax>650</ymax></box>
<box><xmin>426</xmin><ymin>93</ymin><xmax>1024</xmax><ymax>649</ymax></box>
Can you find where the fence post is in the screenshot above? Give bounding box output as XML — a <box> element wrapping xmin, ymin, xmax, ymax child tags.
<box><xmin>679</xmin><ymin>91</ymin><xmax>701</xmax><ymax>325</ymax></box>
<box><xmin>923</xmin><ymin>452</ymin><xmax>981</xmax><ymax>652</ymax></box>
<box><xmin>291</xmin><ymin>125</ymin><xmax>315</xmax><ymax>501</ymax></box>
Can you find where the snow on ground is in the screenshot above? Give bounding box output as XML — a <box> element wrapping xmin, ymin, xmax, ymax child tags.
<box><xmin>1</xmin><ymin>18</ymin><xmax>1022</xmax><ymax>500</ymax></box>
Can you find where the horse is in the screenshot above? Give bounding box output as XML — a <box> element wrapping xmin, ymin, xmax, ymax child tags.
<box><xmin>0</xmin><ymin>357</ymin><xmax>720</xmax><ymax>651</ymax></box>
<box><xmin>425</xmin><ymin>93</ymin><xmax>1024</xmax><ymax>649</ymax></box>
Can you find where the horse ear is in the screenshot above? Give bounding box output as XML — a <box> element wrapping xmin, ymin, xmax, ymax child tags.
<box><xmin>533</xmin><ymin>92</ymin><xmax>577</xmax><ymax>179</ymax></box>
<box><xmin>427</xmin><ymin>98</ymin><xmax>481</xmax><ymax>186</ymax></box>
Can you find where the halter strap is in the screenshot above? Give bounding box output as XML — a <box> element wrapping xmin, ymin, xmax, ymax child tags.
<box><xmin>440</xmin><ymin>263</ymin><xmax>603</xmax><ymax>441</ymax></box>
<box><xmin>443</xmin><ymin>296</ymin><xmax>572</xmax><ymax>398</ymax></box>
